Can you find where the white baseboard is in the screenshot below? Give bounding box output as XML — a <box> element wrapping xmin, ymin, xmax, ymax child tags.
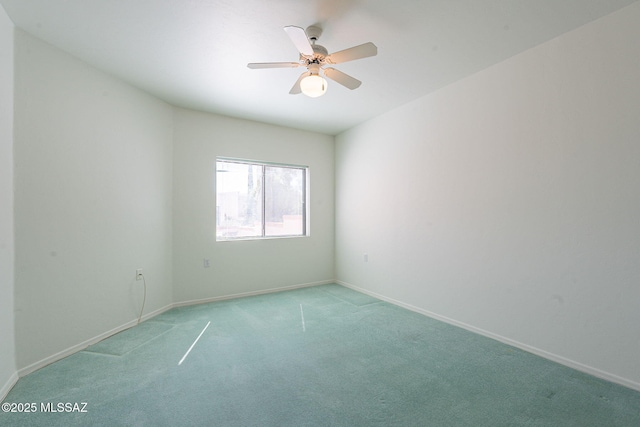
<box><xmin>15</xmin><ymin>280</ymin><xmax>334</xmax><ymax>382</ymax></box>
<box><xmin>1</xmin><ymin>371</ymin><xmax>18</xmax><ymax>402</ymax></box>
<box><xmin>173</xmin><ymin>279</ymin><xmax>334</xmax><ymax>308</ymax></box>
<box><xmin>336</xmin><ymin>280</ymin><xmax>640</xmax><ymax>393</ymax></box>
<box><xmin>17</xmin><ymin>302</ymin><xmax>174</xmax><ymax>378</ymax></box>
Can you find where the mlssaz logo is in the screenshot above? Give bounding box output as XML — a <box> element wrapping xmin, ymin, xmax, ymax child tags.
<box><xmin>40</xmin><ymin>402</ymin><xmax>88</xmax><ymax>413</ymax></box>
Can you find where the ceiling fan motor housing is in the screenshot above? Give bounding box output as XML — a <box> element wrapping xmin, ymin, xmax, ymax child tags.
<box><xmin>311</xmin><ymin>44</ymin><xmax>328</xmax><ymax>59</ymax></box>
<box><xmin>304</xmin><ymin>26</ymin><xmax>328</xmax><ymax>63</ymax></box>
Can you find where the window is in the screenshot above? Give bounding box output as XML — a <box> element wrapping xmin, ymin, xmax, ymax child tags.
<box><xmin>216</xmin><ymin>158</ymin><xmax>308</xmax><ymax>240</ymax></box>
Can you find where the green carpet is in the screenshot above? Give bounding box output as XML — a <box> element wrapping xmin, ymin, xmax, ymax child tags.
<box><xmin>1</xmin><ymin>284</ymin><xmax>639</xmax><ymax>426</ymax></box>
<box><xmin>84</xmin><ymin>321</ymin><xmax>175</xmax><ymax>356</ymax></box>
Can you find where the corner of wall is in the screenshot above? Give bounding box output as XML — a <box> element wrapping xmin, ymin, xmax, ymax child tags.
<box><xmin>0</xmin><ymin>2</ymin><xmax>17</xmax><ymax>401</ymax></box>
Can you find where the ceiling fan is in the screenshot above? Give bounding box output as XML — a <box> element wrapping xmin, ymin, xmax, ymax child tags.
<box><xmin>247</xmin><ymin>25</ymin><xmax>377</xmax><ymax>98</ymax></box>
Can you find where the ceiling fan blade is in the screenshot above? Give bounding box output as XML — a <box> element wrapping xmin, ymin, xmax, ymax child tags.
<box><xmin>247</xmin><ymin>62</ymin><xmax>300</xmax><ymax>69</ymax></box>
<box><xmin>284</xmin><ymin>26</ymin><xmax>314</xmax><ymax>57</ymax></box>
<box><xmin>289</xmin><ymin>72</ymin><xmax>310</xmax><ymax>94</ymax></box>
<box><xmin>325</xmin><ymin>42</ymin><xmax>377</xmax><ymax>64</ymax></box>
<box><xmin>323</xmin><ymin>67</ymin><xmax>361</xmax><ymax>90</ymax></box>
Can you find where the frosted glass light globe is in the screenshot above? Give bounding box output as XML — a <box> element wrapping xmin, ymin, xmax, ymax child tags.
<box><xmin>300</xmin><ymin>75</ymin><xmax>327</xmax><ymax>98</ymax></box>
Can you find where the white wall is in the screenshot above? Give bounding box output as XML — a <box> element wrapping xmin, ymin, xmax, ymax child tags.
<box><xmin>13</xmin><ymin>31</ymin><xmax>174</xmax><ymax>371</ymax></box>
<box><xmin>173</xmin><ymin>108</ymin><xmax>334</xmax><ymax>303</ymax></box>
<box><xmin>9</xmin><ymin>29</ymin><xmax>334</xmax><ymax>376</ymax></box>
<box><xmin>336</xmin><ymin>3</ymin><xmax>640</xmax><ymax>390</ymax></box>
<box><xmin>0</xmin><ymin>4</ymin><xmax>17</xmax><ymax>399</ymax></box>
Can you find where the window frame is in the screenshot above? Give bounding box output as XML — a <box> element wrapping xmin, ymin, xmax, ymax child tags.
<box><xmin>216</xmin><ymin>157</ymin><xmax>309</xmax><ymax>241</ymax></box>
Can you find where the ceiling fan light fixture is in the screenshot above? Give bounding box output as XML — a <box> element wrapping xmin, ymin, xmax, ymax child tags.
<box><xmin>300</xmin><ymin>74</ymin><xmax>327</xmax><ymax>98</ymax></box>
<box><xmin>248</xmin><ymin>25</ymin><xmax>377</xmax><ymax>98</ymax></box>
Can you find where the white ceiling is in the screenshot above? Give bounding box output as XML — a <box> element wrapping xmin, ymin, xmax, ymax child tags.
<box><xmin>2</xmin><ymin>0</ymin><xmax>638</xmax><ymax>135</ymax></box>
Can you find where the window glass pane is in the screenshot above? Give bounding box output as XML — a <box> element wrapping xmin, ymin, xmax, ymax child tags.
<box><xmin>265</xmin><ymin>166</ymin><xmax>304</xmax><ymax>237</ymax></box>
<box><xmin>216</xmin><ymin>161</ymin><xmax>263</xmax><ymax>239</ymax></box>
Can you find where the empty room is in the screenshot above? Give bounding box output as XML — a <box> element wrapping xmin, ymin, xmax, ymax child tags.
<box><xmin>1</xmin><ymin>0</ymin><xmax>639</xmax><ymax>425</ymax></box>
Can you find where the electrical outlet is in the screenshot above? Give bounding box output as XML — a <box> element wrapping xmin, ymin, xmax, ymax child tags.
<box><xmin>203</xmin><ymin>258</ymin><xmax>211</xmax><ymax>268</ymax></box>
<box><xmin>363</xmin><ymin>253</ymin><xmax>369</xmax><ymax>262</ymax></box>
<box><xmin>136</xmin><ymin>269</ymin><xmax>143</xmax><ymax>281</ymax></box>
